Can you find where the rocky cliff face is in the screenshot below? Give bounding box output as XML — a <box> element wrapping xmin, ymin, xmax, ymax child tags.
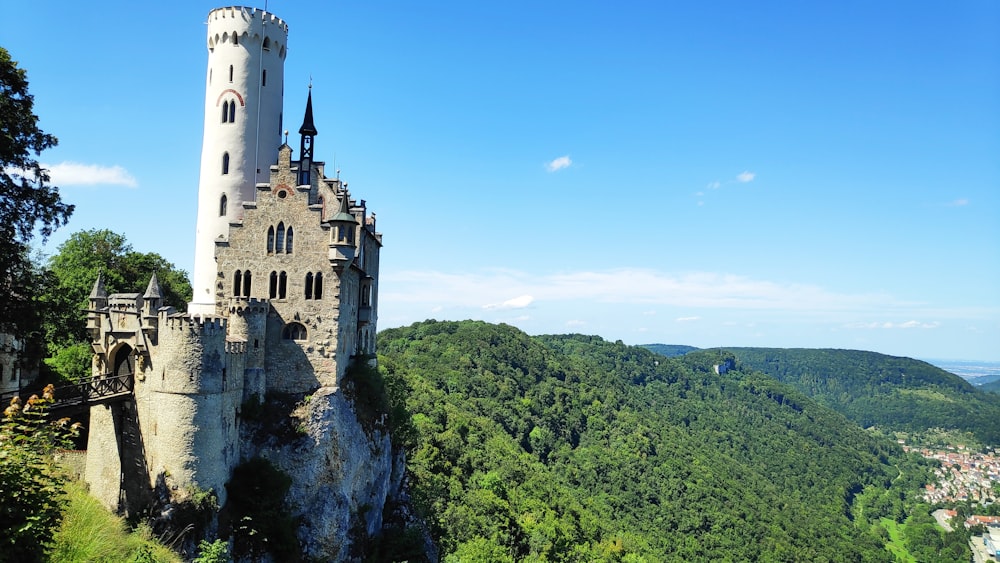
<box><xmin>238</xmin><ymin>386</ymin><xmax>405</xmax><ymax>561</ymax></box>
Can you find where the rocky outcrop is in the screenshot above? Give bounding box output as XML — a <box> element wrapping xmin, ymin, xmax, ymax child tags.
<box><xmin>239</xmin><ymin>386</ymin><xmax>404</xmax><ymax>561</ymax></box>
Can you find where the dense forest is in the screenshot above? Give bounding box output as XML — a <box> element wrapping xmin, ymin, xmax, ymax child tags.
<box><xmin>716</xmin><ymin>348</ymin><xmax>1000</xmax><ymax>445</ymax></box>
<box><xmin>379</xmin><ymin>321</ymin><xmax>962</xmax><ymax>562</ymax></box>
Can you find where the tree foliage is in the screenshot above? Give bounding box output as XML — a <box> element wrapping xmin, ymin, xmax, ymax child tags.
<box><xmin>720</xmin><ymin>347</ymin><xmax>1000</xmax><ymax>445</ymax></box>
<box><xmin>379</xmin><ymin>320</ymin><xmax>937</xmax><ymax>561</ymax></box>
<box><xmin>0</xmin><ymin>384</ymin><xmax>80</xmax><ymax>562</ymax></box>
<box><xmin>0</xmin><ymin>47</ymin><xmax>73</xmax><ymax>337</ymax></box>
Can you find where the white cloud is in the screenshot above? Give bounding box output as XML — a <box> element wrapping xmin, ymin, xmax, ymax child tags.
<box><xmin>736</xmin><ymin>171</ymin><xmax>755</xmax><ymax>183</ymax></box>
<box><xmin>706</xmin><ymin>181</ymin><xmax>721</xmax><ymax>190</ymax></box>
<box><xmin>42</xmin><ymin>161</ymin><xmax>138</xmax><ymax>187</ymax></box>
<box><xmin>546</xmin><ymin>155</ymin><xmax>572</xmax><ymax>172</ymax></box>
<box><xmin>845</xmin><ymin>320</ymin><xmax>941</xmax><ymax>330</ymax></box>
<box><xmin>676</xmin><ymin>316</ymin><xmax>701</xmax><ymax>322</ymax></box>
<box><xmin>947</xmin><ymin>198</ymin><xmax>969</xmax><ymax>207</ymax></box>
<box><xmin>483</xmin><ymin>294</ymin><xmax>534</xmax><ymax>310</ymax></box>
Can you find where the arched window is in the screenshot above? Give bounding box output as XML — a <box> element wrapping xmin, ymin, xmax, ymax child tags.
<box><xmin>283</xmin><ymin>322</ymin><xmax>307</xmax><ymax>341</ymax></box>
<box><xmin>222</xmin><ymin>152</ymin><xmax>230</xmax><ymax>175</ymax></box>
<box><xmin>229</xmin><ymin>101</ymin><xmax>236</xmax><ymax>123</ymax></box>
<box><xmin>275</xmin><ymin>222</ymin><xmax>285</xmax><ymax>253</ymax></box>
<box><xmin>233</xmin><ymin>32</ymin><xmax>238</xmax><ymax>46</ymax></box>
<box><xmin>222</xmin><ymin>100</ymin><xmax>229</xmax><ymax>123</ymax></box>
<box><xmin>267</xmin><ymin>226</ymin><xmax>275</xmax><ymax>253</ymax></box>
<box><xmin>263</xmin><ymin>37</ymin><xmax>271</xmax><ymax>51</ymax></box>
<box><xmin>229</xmin><ymin>65</ymin><xmax>234</xmax><ymax>82</ymax></box>
<box><xmin>219</xmin><ymin>194</ymin><xmax>227</xmax><ymax>217</ymax></box>
<box><xmin>304</xmin><ymin>272</ymin><xmax>313</xmax><ymax>299</ymax></box>
<box><xmin>242</xmin><ymin>270</ymin><xmax>252</xmax><ymax>297</ymax></box>
<box><xmin>233</xmin><ymin>270</ymin><xmax>242</xmax><ymax>296</ymax></box>
<box><xmin>278</xmin><ymin>271</ymin><xmax>287</xmax><ymax>299</ymax></box>
<box><xmin>285</xmin><ymin>226</ymin><xmax>293</xmax><ymax>253</ymax></box>
<box><xmin>269</xmin><ymin>271</ymin><xmax>278</xmax><ymax>299</ymax></box>
<box><xmin>315</xmin><ymin>273</ymin><xmax>323</xmax><ymax>299</ymax></box>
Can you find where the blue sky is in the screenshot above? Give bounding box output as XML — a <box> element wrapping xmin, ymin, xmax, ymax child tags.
<box><xmin>6</xmin><ymin>1</ymin><xmax>999</xmax><ymax>360</ymax></box>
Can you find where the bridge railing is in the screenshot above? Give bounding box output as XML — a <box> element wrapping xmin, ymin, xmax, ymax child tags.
<box><xmin>0</xmin><ymin>372</ymin><xmax>134</xmax><ymax>411</ymax></box>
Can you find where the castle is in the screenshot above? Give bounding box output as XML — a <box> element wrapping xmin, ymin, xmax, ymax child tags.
<box><xmin>83</xmin><ymin>6</ymin><xmax>382</xmax><ymax>513</ymax></box>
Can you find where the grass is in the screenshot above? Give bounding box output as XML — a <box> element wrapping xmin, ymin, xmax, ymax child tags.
<box><xmin>50</xmin><ymin>481</ymin><xmax>182</xmax><ymax>563</ymax></box>
<box><xmin>879</xmin><ymin>517</ymin><xmax>917</xmax><ymax>563</ymax></box>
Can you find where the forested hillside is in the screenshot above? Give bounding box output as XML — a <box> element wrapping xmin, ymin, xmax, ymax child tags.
<box><xmin>718</xmin><ymin>348</ymin><xmax>1000</xmax><ymax>445</ymax></box>
<box><xmin>378</xmin><ymin>321</ymin><xmax>951</xmax><ymax>561</ymax></box>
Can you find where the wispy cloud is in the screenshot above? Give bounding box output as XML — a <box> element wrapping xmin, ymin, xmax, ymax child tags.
<box><xmin>42</xmin><ymin>161</ymin><xmax>138</xmax><ymax>187</ymax></box>
<box><xmin>736</xmin><ymin>171</ymin><xmax>755</xmax><ymax>183</ymax></box>
<box><xmin>845</xmin><ymin>320</ymin><xmax>941</xmax><ymax>330</ymax></box>
<box><xmin>676</xmin><ymin>316</ymin><xmax>701</xmax><ymax>322</ymax></box>
<box><xmin>706</xmin><ymin>181</ymin><xmax>721</xmax><ymax>190</ymax></box>
<box><xmin>483</xmin><ymin>294</ymin><xmax>534</xmax><ymax>310</ymax></box>
<box><xmin>546</xmin><ymin>155</ymin><xmax>572</xmax><ymax>172</ymax></box>
<box><xmin>946</xmin><ymin>198</ymin><xmax>969</xmax><ymax>207</ymax></box>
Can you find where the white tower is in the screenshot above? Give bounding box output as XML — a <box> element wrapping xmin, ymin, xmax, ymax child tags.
<box><xmin>189</xmin><ymin>6</ymin><xmax>288</xmax><ymax>315</ymax></box>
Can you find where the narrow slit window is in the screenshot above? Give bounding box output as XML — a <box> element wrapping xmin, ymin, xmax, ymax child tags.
<box><xmin>219</xmin><ymin>194</ymin><xmax>227</xmax><ymax>217</ymax></box>
<box><xmin>222</xmin><ymin>152</ymin><xmax>230</xmax><ymax>175</ymax></box>
<box><xmin>229</xmin><ymin>101</ymin><xmax>236</xmax><ymax>123</ymax></box>
<box><xmin>278</xmin><ymin>271</ymin><xmax>287</xmax><ymax>299</ymax></box>
<box><xmin>315</xmin><ymin>272</ymin><xmax>323</xmax><ymax>299</ymax></box>
<box><xmin>275</xmin><ymin>222</ymin><xmax>285</xmax><ymax>253</ymax></box>
<box><xmin>269</xmin><ymin>271</ymin><xmax>277</xmax><ymax>299</ymax></box>
<box><xmin>285</xmin><ymin>226</ymin><xmax>293</xmax><ymax>253</ymax></box>
<box><xmin>243</xmin><ymin>270</ymin><xmax>252</xmax><ymax>297</ymax></box>
<box><xmin>267</xmin><ymin>226</ymin><xmax>275</xmax><ymax>253</ymax></box>
<box><xmin>304</xmin><ymin>272</ymin><xmax>313</xmax><ymax>299</ymax></box>
<box><xmin>229</xmin><ymin>65</ymin><xmax>234</xmax><ymax>82</ymax></box>
<box><xmin>262</xmin><ymin>69</ymin><xmax>267</xmax><ymax>86</ymax></box>
<box><xmin>222</xmin><ymin>100</ymin><xmax>229</xmax><ymax>123</ymax></box>
<box><xmin>233</xmin><ymin>270</ymin><xmax>242</xmax><ymax>296</ymax></box>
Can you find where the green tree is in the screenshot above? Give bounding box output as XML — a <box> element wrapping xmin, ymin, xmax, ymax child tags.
<box><xmin>0</xmin><ymin>384</ymin><xmax>81</xmax><ymax>562</ymax></box>
<box><xmin>0</xmin><ymin>47</ymin><xmax>73</xmax><ymax>341</ymax></box>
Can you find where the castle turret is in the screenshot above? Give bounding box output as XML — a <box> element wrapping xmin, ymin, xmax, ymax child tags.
<box><xmin>190</xmin><ymin>7</ymin><xmax>289</xmax><ymax>315</ymax></box>
<box><xmin>328</xmin><ymin>193</ymin><xmax>358</xmax><ymax>271</ymax></box>
<box><xmin>141</xmin><ymin>273</ymin><xmax>162</xmax><ymax>338</ymax></box>
<box><xmin>87</xmin><ymin>273</ymin><xmax>108</xmax><ymax>341</ymax></box>
<box><xmin>298</xmin><ymin>86</ymin><xmax>317</xmax><ymax>187</ymax></box>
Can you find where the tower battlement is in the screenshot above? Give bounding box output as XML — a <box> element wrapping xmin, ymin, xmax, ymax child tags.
<box><xmin>207</xmin><ymin>6</ymin><xmax>288</xmax><ymax>35</ymax></box>
<box><xmin>164</xmin><ymin>314</ymin><xmax>228</xmax><ymax>334</ymax></box>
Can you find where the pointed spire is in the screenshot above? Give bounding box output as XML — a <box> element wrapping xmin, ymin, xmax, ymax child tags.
<box><xmin>143</xmin><ymin>272</ymin><xmax>163</xmax><ymax>300</ymax></box>
<box><xmin>329</xmin><ymin>193</ymin><xmax>357</xmax><ymax>223</ymax></box>
<box><xmin>298</xmin><ymin>85</ymin><xmax>317</xmax><ymax>136</ymax></box>
<box><xmin>90</xmin><ymin>272</ymin><xmax>108</xmax><ymax>300</ymax></box>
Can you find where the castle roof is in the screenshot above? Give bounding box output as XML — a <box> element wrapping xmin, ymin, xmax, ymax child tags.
<box><xmin>90</xmin><ymin>273</ymin><xmax>108</xmax><ymax>300</ymax></box>
<box><xmin>144</xmin><ymin>273</ymin><xmax>163</xmax><ymax>300</ymax></box>
<box><xmin>329</xmin><ymin>194</ymin><xmax>357</xmax><ymax>223</ymax></box>
<box><xmin>299</xmin><ymin>87</ymin><xmax>318</xmax><ymax>136</ymax></box>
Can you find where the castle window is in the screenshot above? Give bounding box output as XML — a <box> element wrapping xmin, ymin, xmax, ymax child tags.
<box><xmin>262</xmin><ymin>69</ymin><xmax>267</xmax><ymax>87</ymax></box>
<box><xmin>269</xmin><ymin>271</ymin><xmax>277</xmax><ymax>299</ymax></box>
<box><xmin>233</xmin><ymin>32</ymin><xmax>238</xmax><ymax>46</ymax></box>
<box><xmin>222</xmin><ymin>101</ymin><xmax>229</xmax><ymax>123</ymax></box>
<box><xmin>275</xmin><ymin>222</ymin><xmax>285</xmax><ymax>253</ymax></box>
<box><xmin>304</xmin><ymin>272</ymin><xmax>313</xmax><ymax>299</ymax></box>
<box><xmin>267</xmin><ymin>226</ymin><xmax>275</xmax><ymax>253</ymax></box>
<box><xmin>314</xmin><ymin>273</ymin><xmax>323</xmax><ymax>299</ymax></box>
<box><xmin>285</xmin><ymin>226</ymin><xmax>293</xmax><ymax>253</ymax></box>
<box><xmin>222</xmin><ymin>152</ymin><xmax>230</xmax><ymax>175</ymax></box>
<box><xmin>242</xmin><ymin>270</ymin><xmax>252</xmax><ymax>297</ymax></box>
<box><xmin>283</xmin><ymin>322</ymin><xmax>307</xmax><ymax>341</ymax></box>
<box><xmin>278</xmin><ymin>271</ymin><xmax>287</xmax><ymax>299</ymax></box>
<box><xmin>209</xmin><ymin>68</ymin><xmax>212</xmax><ymax>84</ymax></box>
<box><xmin>361</xmin><ymin>282</ymin><xmax>371</xmax><ymax>307</ymax></box>
<box><xmin>263</xmin><ymin>37</ymin><xmax>271</xmax><ymax>51</ymax></box>
<box><xmin>233</xmin><ymin>270</ymin><xmax>242</xmax><ymax>296</ymax></box>
<box><xmin>219</xmin><ymin>194</ymin><xmax>227</xmax><ymax>217</ymax></box>
<box><xmin>229</xmin><ymin>65</ymin><xmax>234</xmax><ymax>82</ymax></box>
<box><xmin>229</xmin><ymin>101</ymin><xmax>236</xmax><ymax>123</ymax></box>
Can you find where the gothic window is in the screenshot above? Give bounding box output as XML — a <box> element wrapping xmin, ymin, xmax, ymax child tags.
<box><xmin>314</xmin><ymin>272</ymin><xmax>323</xmax><ymax>299</ymax></box>
<box><xmin>275</xmin><ymin>222</ymin><xmax>285</xmax><ymax>253</ymax></box>
<box><xmin>222</xmin><ymin>101</ymin><xmax>229</xmax><ymax>123</ymax></box>
<box><xmin>361</xmin><ymin>282</ymin><xmax>371</xmax><ymax>307</ymax></box>
<box><xmin>229</xmin><ymin>65</ymin><xmax>233</xmax><ymax>82</ymax></box>
<box><xmin>278</xmin><ymin>271</ymin><xmax>287</xmax><ymax>299</ymax></box>
<box><xmin>304</xmin><ymin>272</ymin><xmax>313</xmax><ymax>299</ymax></box>
<box><xmin>222</xmin><ymin>152</ymin><xmax>230</xmax><ymax>175</ymax></box>
<box><xmin>229</xmin><ymin>101</ymin><xmax>236</xmax><ymax>123</ymax></box>
<box><xmin>283</xmin><ymin>322</ymin><xmax>307</xmax><ymax>341</ymax></box>
<box><xmin>233</xmin><ymin>270</ymin><xmax>242</xmax><ymax>296</ymax></box>
<box><xmin>267</xmin><ymin>226</ymin><xmax>275</xmax><ymax>253</ymax></box>
<box><xmin>269</xmin><ymin>271</ymin><xmax>277</xmax><ymax>299</ymax></box>
<box><xmin>219</xmin><ymin>194</ymin><xmax>227</xmax><ymax>217</ymax></box>
<box><xmin>285</xmin><ymin>226</ymin><xmax>293</xmax><ymax>253</ymax></box>
<box><xmin>242</xmin><ymin>270</ymin><xmax>252</xmax><ymax>297</ymax></box>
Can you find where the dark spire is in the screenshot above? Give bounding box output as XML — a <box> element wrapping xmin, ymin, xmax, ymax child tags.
<box><xmin>144</xmin><ymin>272</ymin><xmax>163</xmax><ymax>300</ymax></box>
<box><xmin>90</xmin><ymin>272</ymin><xmax>108</xmax><ymax>300</ymax></box>
<box><xmin>299</xmin><ymin>85</ymin><xmax>317</xmax><ymax>136</ymax></box>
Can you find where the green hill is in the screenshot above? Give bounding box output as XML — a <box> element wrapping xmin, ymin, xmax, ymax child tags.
<box><xmin>716</xmin><ymin>347</ymin><xmax>1000</xmax><ymax>445</ymax></box>
<box><xmin>379</xmin><ymin>321</ymin><xmax>957</xmax><ymax>562</ymax></box>
<box><xmin>637</xmin><ymin>343</ymin><xmax>699</xmax><ymax>357</ymax></box>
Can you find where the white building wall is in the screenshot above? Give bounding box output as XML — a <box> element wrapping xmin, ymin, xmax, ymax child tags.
<box><xmin>191</xmin><ymin>7</ymin><xmax>288</xmax><ymax>314</ymax></box>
